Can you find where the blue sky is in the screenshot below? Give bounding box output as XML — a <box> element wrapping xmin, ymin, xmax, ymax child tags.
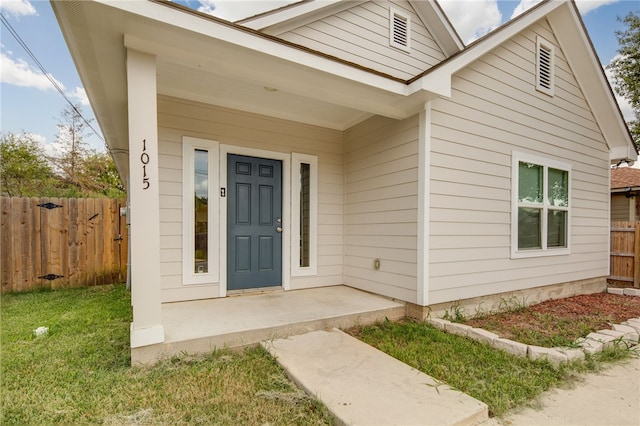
<box><xmin>1</xmin><ymin>0</ymin><xmax>637</xmax><ymax>156</ymax></box>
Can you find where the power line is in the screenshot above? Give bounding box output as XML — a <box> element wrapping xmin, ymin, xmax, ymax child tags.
<box><xmin>0</xmin><ymin>12</ymin><xmax>106</xmax><ymax>146</ymax></box>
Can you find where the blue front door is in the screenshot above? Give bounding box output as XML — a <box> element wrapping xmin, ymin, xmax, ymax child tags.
<box><xmin>227</xmin><ymin>154</ymin><xmax>283</xmax><ymax>290</ymax></box>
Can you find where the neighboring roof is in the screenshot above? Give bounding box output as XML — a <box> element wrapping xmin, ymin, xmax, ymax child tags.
<box><xmin>51</xmin><ymin>0</ymin><xmax>636</xmax><ymax>177</ymax></box>
<box><xmin>611</xmin><ymin>168</ymin><xmax>640</xmax><ymax>190</ymax></box>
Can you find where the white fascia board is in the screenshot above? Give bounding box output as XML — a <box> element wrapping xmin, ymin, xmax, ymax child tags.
<box><xmin>412</xmin><ymin>0</ymin><xmax>464</xmax><ymax>56</ymax></box>
<box><xmin>610</xmin><ymin>145</ymin><xmax>638</xmax><ymax>164</ymax></box>
<box><xmin>546</xmin><ymin>3</ymin><xmax>636</xmax><ymax>162</ymax></box>
<box><xmin>415</xmin><ymin>0</ymin><xmax>564</xmax><ymax>89</ymax></box>
<box><xmin>409</xmin><ymin>73</ymin><xmax>451</xmax><ymax>98</ymax></box>
<box><xmin>240</xmin><ymin>0</ymin><xmax>344</xmax><ymax>30</ymax></box>
<box><xmin>241</xmin><ymin>1</ymin><xmax>367</xmax><ymax>36</ymax></box>
<box><xmin>105</xmin><ymin>0</ymin><xmax>407</xmax><ymax>96</ymax></box>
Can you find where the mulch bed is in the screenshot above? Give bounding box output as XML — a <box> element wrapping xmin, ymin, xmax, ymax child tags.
<box><xmin>465</xmin><ymin>292</ymin><xmax>640</xmax><ymax>346</ymax></box>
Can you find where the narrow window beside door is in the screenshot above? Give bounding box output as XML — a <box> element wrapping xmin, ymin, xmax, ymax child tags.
<box><xmin>300</xmin><ymin>162</ymin><xmax>311</xmax><ymax>267</ymax></box>
<box><xmin>291</xmin><ymin>153</ymin><xmax>318</xmax><ymax>276</ymax></box>
<box><xmin>182</xmin><ymin>137</ymin><xmax>220</xmax><ymax>285</ymax></box>
<box><xmin>194</xmin><ymin>149</ymin><xmax>208</xmax><ymax>274</ymax></box>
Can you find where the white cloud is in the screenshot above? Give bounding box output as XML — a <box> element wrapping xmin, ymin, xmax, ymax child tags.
<box><xmin>511</xmin><ymin>0</ymin><xmax>619</xmax><ymax>19</ymax></box>
<box><xmin>574</xmin><ymin>0</ymin><xmax>618</xmax><ymax>15</ymax></box>
<box><xmin>0</xmin><ymin>0</ymin><xmax>36</xmax><ymax>17</ymax></box>
<box><xmin>510</xmin><ymin>0</ymin><xmax>542</xmax><ymax>19</ymax></box>
<box><xmin>604</xmin><ymin>60</ymin><xmax>635</xmax><ymax>123</ymax></box>
<box><xmin>0</xmin><ymin>50</ymin><xmax>65</xmax><ymax>92</ymax></box>
<box><xmin>197</xmin><ymin>0</ymin><xmax>215</xmax><ymax>15</ymax></box>
<box><xmin>68</xmin><ymin>86</ymin><xmax>90</xmax><ymax>106</ymax></box>
<box><xmin>196</xmin><ymin>0</ymin><xmax>298</xmax><ymax>22</ymax></box>
<box><xmin>439</xmin><ymin>0</ymin><xmax>502</xmax><ymax>43</ymax></box>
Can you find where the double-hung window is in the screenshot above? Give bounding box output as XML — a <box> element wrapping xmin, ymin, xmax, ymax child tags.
<box><xmin>512</xmin><ymin>152</ymin><xmax>570</xmax><ymax>258</ymax></box>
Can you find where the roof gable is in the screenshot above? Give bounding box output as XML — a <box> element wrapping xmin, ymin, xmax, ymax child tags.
<box><xmin>412</xmin><ymin>0</ymin><xmax>636</xmax><ymax>163</ymax></box>
<box><xmin>249</xmin><ymin>1</ymin><xmax>451</xmax><ymax>80</ymax></box>
<box><xmin>240</xmin><ymin>0</ymin><xmax>463</xmax><ymax>57</ymax></box>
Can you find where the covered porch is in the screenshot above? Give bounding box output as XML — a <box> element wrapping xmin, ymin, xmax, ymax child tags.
<box><xmin>132</xmin><ymin>285</ymin><xmax>406</xmax><ymax>365</ymax></box>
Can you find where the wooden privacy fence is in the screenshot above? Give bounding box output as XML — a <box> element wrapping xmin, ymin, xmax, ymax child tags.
<box><xmin>1</xmin><ymin>197</ymin><xmax>127</xmax><ymax>293</ymax></box>
<box><xmin>610</xmin><ymin>221</ymin><xmax>640</xmax><ymax>288</ymax></box>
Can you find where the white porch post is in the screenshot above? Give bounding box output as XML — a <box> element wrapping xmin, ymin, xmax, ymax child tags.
<box><xmin>417</xmin><ymin>102</ymin><xmax>432</xmax><ymax>306</ymax></box>
<box><xmin>127</xmin><ymin>49</ymin><xmax>164</xmax><ymax>348</ymax></box>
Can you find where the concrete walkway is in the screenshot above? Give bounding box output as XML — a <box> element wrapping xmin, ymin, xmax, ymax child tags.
<box><xmin>483</xmin><ymin>354</ymin><xmax>640</xmax><ymax>426</ymax></box>
<box><xmin>263</xmin><ymin>328</ymin><xmax>488</xmax><ymax>426</ymax></box>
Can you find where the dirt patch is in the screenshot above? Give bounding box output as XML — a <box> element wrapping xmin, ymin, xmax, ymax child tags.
<box><xmin>465</xmin><ymin>292</ymin><xmax>640</xmax><ymax>347</ymax></box>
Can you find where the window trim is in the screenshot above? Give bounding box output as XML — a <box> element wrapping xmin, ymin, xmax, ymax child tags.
<box><xmin>389</xmin><ymin>7</ymin><xmax>411</xmax><ymax>53</ymax></box>
<box><xmin>511</xmin><ymin>151</ymin><xmax>571</xmax><ymax>259</ymax></box>
<box><xmin>182</xmin><ymin>136</ymin><xmax>220</xmax><ymax>285</ymax></box>
<box><xmin>291</xmin><ymin>153</ymin><xmax>318</xmax><ymax>277</ymax></box>
<box><xmin>536</xmin><ymin>36</ymin><xmax>555</xmax><ymax>96</ymax></box>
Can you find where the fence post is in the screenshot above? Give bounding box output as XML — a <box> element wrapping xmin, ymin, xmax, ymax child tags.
<box><xmin>635</xmin><ymin>221</ymin><xmax>640</xmax><ymax>288</ymax></box>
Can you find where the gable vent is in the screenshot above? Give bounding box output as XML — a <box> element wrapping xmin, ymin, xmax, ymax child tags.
<box><xmin>390</xmin><ymin>8</ymin><xmax>411</xmax><ymax>52</ymax></box>
<box><xmin>536</xmin><ymin>36</ymin><xmax>554</xmax><ymax>96</ymax></box>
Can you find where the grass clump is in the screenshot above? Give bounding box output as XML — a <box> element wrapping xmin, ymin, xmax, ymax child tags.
<box><xmin>1</xmin><ymin>284</ymin><xmax>332</xmax><ymax>425</ymax></box>
<box><xmin>348</xmin><ymin>319</ymin><xmax>590</xmax><ymax>417</ymax></box>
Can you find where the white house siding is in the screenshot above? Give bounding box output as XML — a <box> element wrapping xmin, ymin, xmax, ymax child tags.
<box><xmin>276</xmin><ymin>1</ymin><xmax>446</xmax><ymax>80</ymax></box>
<box><xmin>428</xmin><ymin>20</ymin><xmax>610</xmax><ymax>305</ymax></box>
<box><xmin>344</xmin><ymin>115</ymin><xmax>419</xmax><ymax>303</ymax></box>
<box><xmin>157</xmin><ymin>96</ymin><xmax>345</xmax><ymax>302</ymax></box>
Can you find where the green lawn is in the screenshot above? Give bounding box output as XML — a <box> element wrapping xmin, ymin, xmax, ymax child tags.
<box><xmin>1</xmin><ymin>284</ymin><xmax>332</xmax><ymax>425</ymax></box>
<box><xmin>3</xmin><ymin>284</ymin><xmax>633</xmax><ymax>423</ymax></box>
<box><xmin>348</xmin><ymin>319</ymin><xmax>630</xmax><ymax>417</ymax></box>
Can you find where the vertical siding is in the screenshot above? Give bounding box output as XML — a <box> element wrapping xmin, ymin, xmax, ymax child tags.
<box><xmin>276</xmin><ymin>0</ymin><xmax>446</xmax><ymax>80</ymax></box>
<box><xmin>157</xmin><ymin>96</ymin><xmax>345</xmax><ymax>302</ymax></box>
<box><xmin>428</xmin><ymin>20</ymin><xmax>610</xmax><ymax>304</ymax></box>
<box><xmin>344</xmin><ymin>115</ymin><xmax>419</xmax><ymax>303</ymax></box>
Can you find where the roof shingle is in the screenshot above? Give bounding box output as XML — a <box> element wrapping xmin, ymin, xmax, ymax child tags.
<box><xmin>611</xmin><ymin>167</ymin><xmax>640</xmax><ymax>189</ymax></box>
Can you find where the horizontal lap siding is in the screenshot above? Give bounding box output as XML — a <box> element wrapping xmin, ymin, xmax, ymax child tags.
<box><xmin>277</xmin><ymin>0</ymin><xmax>445</xmax><ymax>80</ymax></box>
<box><xmin>429</xmin><ymin>21</ymin><xmax>610</xmax><ymax>304</ymax></box>
<box><xmin>157</xmin><ymin>96</ymin><xmax>344</xmax><ymax>301</ymax></box>
<box><xmin>345</xmin><ymin>115</ymin><xmax>419</xmax><ymax>303</ymax></box>
<box><xmin>611</xmin><ymin>194</ymin><xmax>630</xmax><ymax>221</ymax></box>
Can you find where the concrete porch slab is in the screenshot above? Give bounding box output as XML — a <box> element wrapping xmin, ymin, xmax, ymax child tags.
<box><xmin>263</xmin><ymin>328</ymin><xmax>488</xmax><ymax>426</ymax></box>
<box><xmin>132</xmin><ymin>286</ymin><xmax>405</xmax><ymax>364</ymax></box>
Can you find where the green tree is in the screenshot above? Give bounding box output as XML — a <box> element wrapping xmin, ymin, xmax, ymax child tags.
<box><xmin>53</xmin><ymin>104</ymin><xmax>93</xmax><ymax>190</ymax></box>
<box><xmin>0</xmin><ymin>132</ymin><xmax>56</xmax><ymax>197</ymax></box>
<box><xmin>50</xmin><ymin>104</ymin><xmax>124</xmax><ymax>198</ymax></box>
<box><xmin>607</xmin><ymin>11</ymin><xmax>640</xmax><ymax>147</ymax></box>
<box><xmin>80</xmin><ymin>151</ymin><xmax>125</xmax><ymax>198</ymax></box>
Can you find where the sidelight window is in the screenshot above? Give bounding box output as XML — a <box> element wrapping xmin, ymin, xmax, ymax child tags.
<box><xmin>291</xmin><ymin>153</ymin><xmax>317</xmax><ymax>276</ymax></box>
<box><xmin>183</xmin><ymin>137</ymin><xmax>219</xmax><ymax>284</ymax></box>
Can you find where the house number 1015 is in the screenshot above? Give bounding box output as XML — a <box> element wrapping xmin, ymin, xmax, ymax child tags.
<box><xmin>141</xmin><ymin>139</ymin><xmax>150</xmax><ymax>190</ymax></box>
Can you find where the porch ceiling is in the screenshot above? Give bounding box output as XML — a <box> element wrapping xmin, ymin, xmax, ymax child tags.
<box><xmin>52</xmin><ymin>0</ymin><xmax>438</xmax><ymax>177</ymax></box>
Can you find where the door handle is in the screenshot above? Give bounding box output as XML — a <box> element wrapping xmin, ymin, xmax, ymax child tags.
<box><xmin>276</xmin><ymin>226</ymin><xmax>283</xmax><ymax>233</ymax></box>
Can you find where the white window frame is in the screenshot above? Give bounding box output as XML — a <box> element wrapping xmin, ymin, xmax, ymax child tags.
<box><xmin>291</xmin><ymin>153</ymin><xmax>318</xmax><ymax>276</ymax></box>
<box><xmin>511</xmin><ymin>151</ymin><xmax>571</xmax><ymax>259</ymax></box>
<box><xmin>536</xmin><ymin>36</ymin><xmax>555</xmax><ymax>96</ymax></box>
<box><xmin>389</xmin><ymin>7</ymin><xmax>411</xmax><ymax>53</ymax></box>
<box><xmin>182</xmin><ymin>136</ymin><xmax>220</xmax><ymax>285</ymax></box>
